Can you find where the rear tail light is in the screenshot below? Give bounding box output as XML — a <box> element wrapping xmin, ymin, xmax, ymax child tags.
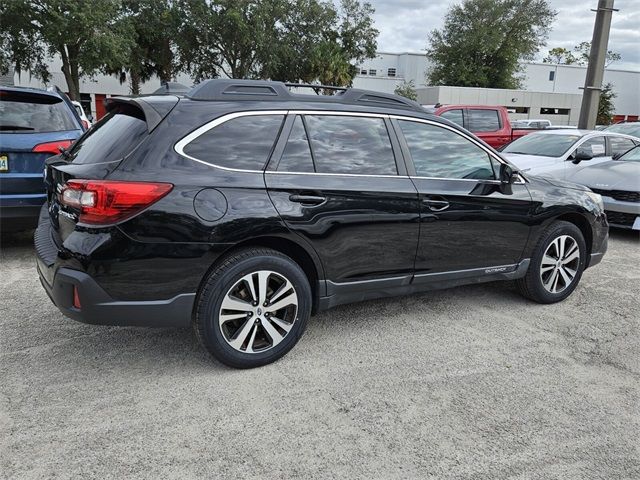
<box><xmin>32</xmin><ymin>140</ymin><xmax>73</xmax><ymax>155</ymax></box>
<box><xmin>60</xmin><ymin>180</ymin><xmax>173</xmax><ymax>225</ymax></box>
<box><xmin>81</xmin><ymin>120</ymin><xmax>89</xmax><ymax>130</ymax></box>
<box><xmin>72</xmin><ymin>286</ymin><xmax>81</xmax><ymax>309</ymax></box>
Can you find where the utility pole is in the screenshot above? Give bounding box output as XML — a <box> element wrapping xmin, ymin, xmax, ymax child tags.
<box><xmin>578</xmin><ymin>0</ymin><xmax>617</xmax><ymax>129</ymax></box>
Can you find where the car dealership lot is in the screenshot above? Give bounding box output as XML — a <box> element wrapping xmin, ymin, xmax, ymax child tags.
<box><xmin>1</xmin><ymin>230</ymin><xmax>639</xmax><ymax>479</ymax></box>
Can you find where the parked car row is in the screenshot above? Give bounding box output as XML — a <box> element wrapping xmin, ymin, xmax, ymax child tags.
<box><xmin>503</xmin><ymin>130</ymin><xmax>640</xmax><ymax>230</ymax></box>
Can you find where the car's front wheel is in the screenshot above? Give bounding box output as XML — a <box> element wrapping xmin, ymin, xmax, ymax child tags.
<box><xmin>516</xmin><ymin>221</ymin><xmax>587</xmax><ymax>304</ymax></box>
<box><xmin>194</xmin><ymin>248</ymin><xmax>311</xmax><ymax>368</ymax></box>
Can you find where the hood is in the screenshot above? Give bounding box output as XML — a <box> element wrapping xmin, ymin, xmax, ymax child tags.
<box><xmin>502</xmin><ymin>153</ymin><xmax>559</xmax><ymax>172</ymax></box>
<box><xmin>567</xmin><ymin>160</ymin><xmax>640</xmax><ymax>191</ymax></box>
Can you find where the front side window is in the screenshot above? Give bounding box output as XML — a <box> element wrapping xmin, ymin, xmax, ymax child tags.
<box><xmin>440</xmin><ymin>109</ymin><xmax>464</xmax><ymax>127</ymax></box>
<box><xmin>304</xmin><ymin>115</ymin><xmax>397</xmax><ymax>175</ymax></box>
<box><xmin>468</xmin><ymin>109</ymin><xmax>501</xmax><ymax>132</ymax></box>
<box><xmin>399</xmin><ymin>120</ymin><xmax>495</xmax><ymax>180</ymax></box>
<box><xmin>576</xmin><ymin>136</ymin><xmax>606</xmax><ymax>158</ymax></box>
<box><xmin>183</xmin><ymin>114</ymin><xmax>284</xmax><ymax>170</ymax></box>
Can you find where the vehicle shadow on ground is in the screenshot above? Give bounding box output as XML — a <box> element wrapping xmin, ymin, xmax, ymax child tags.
<box><xmin>2</xmin><ymin>227</ymin><xmax>637</xmax><ymax>372</ymax></box>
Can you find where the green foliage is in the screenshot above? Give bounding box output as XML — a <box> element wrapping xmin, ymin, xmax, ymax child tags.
<box><xmin>543</xmin><ymin>42</ymin><xmax>622</xmax><ymax>67</ymax></box>
<box><xmin>542</xmin><ymin>47</ymin><xmax>577</xmax><ymax>65</ymax></box>
<box><xmin>394</xmin><ymin>80</ymin><xmax>417</xmax><ymax>101</ymax></box>
<box><xmin>178</xmin><ymin>0</ymin><xmax>378</xmax><ymax>86</ymax></box>
<box><xmin>1</xmin><ymin>0</ymin><xmax>133</xmax><ymax>100</ymax></box>
<box><xmin>426</xmin><ymin>0</ymin><xmax>556</xmax><ymax>89</ymax></box>
<box><xmin>597</xmin><ymin>83</ymin><xmax>616</xmax><ymax>125</ymax></box>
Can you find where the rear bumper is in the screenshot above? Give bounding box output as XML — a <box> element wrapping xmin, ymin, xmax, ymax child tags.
<box><xmin>35</xmin><ymin>208</ymin><xmax>194</xmax><ymax>328</ymax></box>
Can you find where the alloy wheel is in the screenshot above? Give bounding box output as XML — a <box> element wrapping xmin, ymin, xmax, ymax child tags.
<box><xmin>539</xmin><ymin>235</ymin><xmax>580</xmax><ymax>294</ymax></box>
<box><xmin>218</xmin><ymin>270</ymin><xmax>298</xmax><ymax>354</ymax></box>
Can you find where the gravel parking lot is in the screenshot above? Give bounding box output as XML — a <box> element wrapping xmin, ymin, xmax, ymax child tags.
<box><xmin>1</xmin><ymin>229</ymin><xmax>639</xmax><ymax>479</ymax></box>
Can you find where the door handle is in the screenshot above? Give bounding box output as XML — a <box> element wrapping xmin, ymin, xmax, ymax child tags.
<box><xmin>424</xmin><ymin>197</ymin><xmax>450</xmax><ymax>212</ymax></box>
<box><xmin>289</xmin><ymin>194</ymin><xmax>326</xmax><ymax>206</ymax></box>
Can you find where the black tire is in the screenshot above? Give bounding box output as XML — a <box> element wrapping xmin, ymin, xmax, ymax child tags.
<box><xmin>194</xmin><ymin>248</ymin><xmax>312</xmax><ymax>368</ymax></box>
<box><xmin>516</xmin><ymin>221</ymin><xmax>587</xmax><ymax>304</ymax></box>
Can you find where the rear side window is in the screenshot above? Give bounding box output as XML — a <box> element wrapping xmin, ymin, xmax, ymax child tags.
<box><xmin>69</xmin><ymin>104</ymin><xmax>148</xmax><ymax>164</ymax></box>
<box><xmin>440</xmin><ymin>109</ymin><xmax>463</xmax><ymax>127</ymax></box>
<box><xmin>183</xmin><ymin>115</ymin><xmax>284</xmax><ymax>170</ymax></box>
<box><xmin>278</xmin><ymin>116</ymin><xmax>315</xmax><ymax>172</ymax></box>
<box><xmin>609</xmin><ymin>136</ymin><xmax>636</xmax><ymax>156</ymax></box>
<box><xmin>399</xmin><ymin>120</ymin><xmax>495</xmax><ymax>180</ymax></box>
<box><xmin>468</xmin><ymin>109</ymin><xmax>501</xmax><ymax>132</ymax></box>
<box><xmin>304</xmin><ymin>115</ymin><xmax>397</xmax><ymax>175</ymax></box>
<box><xmin>0</xmin><ymin>91</ymin><xmax>77</xmax><ymax>133</ymax></box>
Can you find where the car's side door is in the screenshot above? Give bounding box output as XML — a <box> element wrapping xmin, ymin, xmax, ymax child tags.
<box><xmin>392</xmin><ymin>117</ymin><xmax>533</xmax><ymax>279</ymax></box>
<box><xmin>265</xmin><ymin>112</ymin><xmax>421</xmax><ymax>295</ymax></box>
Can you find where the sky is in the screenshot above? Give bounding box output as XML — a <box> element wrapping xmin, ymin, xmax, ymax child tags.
<box><xmin>367</xmin><ymin>0</ymin><xmax>640</xmax><ymax>71</ymax></box>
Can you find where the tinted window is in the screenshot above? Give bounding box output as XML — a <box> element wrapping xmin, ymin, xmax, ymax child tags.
<box><xmin>184</xmin><ymin>115</ymin><xmax>284</xmax><ymax>170</ymax></box>
<box><xmin>278</xmin><ymin>116</ymin><xmax>314</xmax><ymax>172</ymax></box>
<box><xmin>440</xmin><ymin>109</ymin><xmax>463</xmax><ymax>127</ymax></box>
<box><xmin>609</xmin><ymin>136</ymin><xmax>636</xmax><ymax>156</ymax></box>
<box><xmin>399</xmin><ymin>120</ymin><xmax>495</xmax><ymax>180</ymax></box>
<box><xmin>468</xmin><ymin>109</ymin><xmax>501</xmax><ymax>132</ymax></box>
<box><xmin>577</xmin><ymin>136</ymin><xmax>606</xmax><ymax>158</ymax></box>
<box><xmin>0</xmin><ymin>91</ymin><xmax>77</xmax><ymax>132</ymax></box>
<box><xmin>503</xmin><ymin>133</ymin><xmax>581</xmax><ymax>157</ymax></box>
<box><xmin>305</xmin><ymin>115</ymin><xmax>397</xmax><ymax>175</ymax></box>
<box><xmin>69</xmin><ymin>105</ymin><xmax>147</xmax><ymax>164</ymax></box>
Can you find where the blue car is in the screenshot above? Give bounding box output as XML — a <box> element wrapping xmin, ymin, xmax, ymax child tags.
<box><xmin>1</xmin><ymin>86</ymin><xmax>85</xmax><ymax>231</ymax></box>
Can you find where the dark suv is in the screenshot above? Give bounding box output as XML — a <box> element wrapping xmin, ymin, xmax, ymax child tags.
<box><xmin>35</xmin><ymin>80</ymin><xmax>608</xmax><ymax>368</ymax></box>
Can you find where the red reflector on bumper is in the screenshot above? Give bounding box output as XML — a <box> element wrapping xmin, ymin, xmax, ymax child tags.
<box><xmin>73</xmin><ymin>286</ymin><xmax>81</xmax><ymax>309</ymax></box>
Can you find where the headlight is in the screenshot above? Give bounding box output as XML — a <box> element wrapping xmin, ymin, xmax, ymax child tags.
<box><xmin>586</xmin><ymin>191</ymin><xmax>604</xmax><ymax>211</ymax></box>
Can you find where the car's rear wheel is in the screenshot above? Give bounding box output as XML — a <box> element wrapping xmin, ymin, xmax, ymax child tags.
<box><xmin>194</xmin><ymin>248</ymin><xmax>311</xmax><ymax>368</ymax></box>
<box><xmin>516</xmin><ymin>221</ymin><xmax>587</xmax><ymax>304</ymax></box>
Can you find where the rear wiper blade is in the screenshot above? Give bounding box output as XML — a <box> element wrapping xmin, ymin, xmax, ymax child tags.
<box><xmin>0</xmin><ymin>125</ymin><xmax>35</xmax><ymax>131</ymax></box>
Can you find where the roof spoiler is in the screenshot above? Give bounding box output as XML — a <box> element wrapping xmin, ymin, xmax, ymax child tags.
<box><xmin>105</xmin><ymin>95</ymin><xmax>180</xmax><ymax>132</ymax></box>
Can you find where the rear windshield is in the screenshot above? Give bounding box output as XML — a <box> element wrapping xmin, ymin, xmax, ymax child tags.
<box><xmin>0</xmin><ymin>91</ymin><xmax>77</xmax><ymax>132</ymax></box>
<box><xmin>68</xmin><ymin>104</ymin><xmax>148</xmax><ymax>164</ymax></box>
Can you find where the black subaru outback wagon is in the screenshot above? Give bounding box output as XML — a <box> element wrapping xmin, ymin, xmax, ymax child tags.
<box><xmin>36</xmin><ymin>80</ymin><xmax>608</xmax><ymax>368</ymax></box>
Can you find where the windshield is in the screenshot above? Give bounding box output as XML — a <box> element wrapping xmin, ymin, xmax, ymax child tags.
<box><xmin>606</xmin><ymin>123</ymin><xmax>640</xmax><ymax>138</ymax></box>
<box><xmin>619</xmin><ymin>145</ymin><xmax>640</xmax><ymax>162</ymax></box>
<box><xmin>68</xmin><ymin>104</ymin><xmax>148</xmax><ymax>164</ymax></box>
<box><xmin>502</xmin><ymin>133</ymin><xmax>581</xmax><ymax>157</ymax></box>
<box><xmin>0</xmin><ymin>91</ymin><xmax>77</xmax><ymax>132</ymax></box>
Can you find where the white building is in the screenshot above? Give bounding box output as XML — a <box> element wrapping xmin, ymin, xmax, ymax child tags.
<box><xmin>353</xmin><ymin>52</ymin><xmax>640</xmax><ymax>123</ymax></box>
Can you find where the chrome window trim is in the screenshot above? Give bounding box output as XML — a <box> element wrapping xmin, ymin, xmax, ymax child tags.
<box><xmin>173</xmin><ymin>109</ymin><xmax>528</xmax><ymax>183</ymax></box>
<box><xmin>174</xmin><ymin>110</ymin><xmax>288</xmax><ymax>173</ymax></box>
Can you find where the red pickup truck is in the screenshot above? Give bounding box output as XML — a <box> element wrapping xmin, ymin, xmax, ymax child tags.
<box><xmin>427</xmin><ymin>105</ymin><xmax>539</xmax><ymax>149</ymax></box>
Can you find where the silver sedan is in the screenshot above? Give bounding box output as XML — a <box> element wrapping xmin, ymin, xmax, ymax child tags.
<box><xmin>567</xmin><ymin>145</ymin><xmax>640</xmax><ymax>230</ymax></box>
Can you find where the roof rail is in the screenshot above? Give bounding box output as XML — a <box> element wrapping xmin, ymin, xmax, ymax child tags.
<box><xmin>186</xmin><ymin>79</ymin><xmax>424</xmax><ymax>113</ymax></box>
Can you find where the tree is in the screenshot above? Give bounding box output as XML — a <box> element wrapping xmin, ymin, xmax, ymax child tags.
<box><xmin>542</xmin><ymin>42</ymin><xmax>621</xmax><ymax>67</ymax></box>
<box><xmin>542</xmin><ymin>47</ymin><xmax>577</xmax><ymax>65</ymax></box>
<box><xmin>178</xmin><ymin>0</ymin><xmax>378</xmax><ymax>87</ymax></box>
<box><xmin>573</xmin><ymin>41</ymin><xmax>621</xmax><ymax>67</ymax></box>
<box><xmin>1</xmin><ymin>0</ymin><xmax>134</xmax><ymax>100</ymax></box>
<box><xmin>394</xmin><ymin>80</ymin><xmax>417</xmax><ymax>101</ymax></box>
<box><xmin>597</xmin><ymin>83</ymin><xmax>616</xmax><ymax>125</ymax></box>
<box><xmin>109</xmin><ymin>0</ymin><xmax>182</xmax><ymax>94</ymax></box>
<box><xmin>426</xmin><ymin>0</ymin><xmax>556</xmax><ymax>89</ymax></box>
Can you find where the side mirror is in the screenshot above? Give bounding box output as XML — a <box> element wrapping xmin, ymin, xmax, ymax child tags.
<box><xmin>498</xmin><ymin>163</ymin><xmax>515</xmax><ymax>194</ymax></box>
<box><xmin>572</xmin><ymin>150</ymin><xmax>593</xmax><ymax>163</ymax></box>
<box><xmin>499</xmin><ymin>163</ymin><xmax>515</xmax><ymax>184</ymax></box>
